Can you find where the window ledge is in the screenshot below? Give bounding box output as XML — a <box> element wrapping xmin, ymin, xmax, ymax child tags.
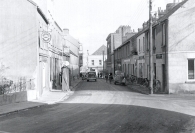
<box><xmin>185</xmin><ymin>81</ymin><xmax>195</xmax><ymax>84</ymax></box>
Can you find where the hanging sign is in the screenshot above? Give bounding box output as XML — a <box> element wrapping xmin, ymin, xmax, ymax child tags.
<box><xmin>42</xmin><ymin>31</ymin><xmax>51</xmax><ymax>43</ymax></box>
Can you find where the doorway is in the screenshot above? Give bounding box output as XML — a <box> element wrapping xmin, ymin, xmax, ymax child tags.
<box><xmin>162</xmin><ymin>64</ymin><xmax>166</xmax><ymax>92</ymax></box>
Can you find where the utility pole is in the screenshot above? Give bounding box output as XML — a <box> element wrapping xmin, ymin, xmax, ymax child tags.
<box><xmin>103</xmin><ymin>50</ymin><xmax>104</xmax><ymax>77</ymax></box>
<box><xmin>149</xmin><ymin>0</ymin><xmax>153</xmax><ymax>94</ymax></box>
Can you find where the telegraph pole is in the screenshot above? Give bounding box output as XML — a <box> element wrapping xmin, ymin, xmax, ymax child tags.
<box><xmin>149</xmin><ymin>0</ymin><xmax>153</xmax><ymax>94</ymax></box>
<box><xmin>103</xmin><ymin>50</ymin><xmax>104</xmax><ymax>77</ymax></box>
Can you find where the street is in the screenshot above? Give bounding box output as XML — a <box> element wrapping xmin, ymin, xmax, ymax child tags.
<box><xmin>0</xmin><ymin>79</ymin><xmax>195</xmax><ymax>133</ymax></box>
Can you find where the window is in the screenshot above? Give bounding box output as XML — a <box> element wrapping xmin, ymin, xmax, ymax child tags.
<box><xmin>146</xmin><ymin>32</ymin><xmax>149</xmax><ymax>51</ymax></box>
<box><xmin>139</xmin><ymin>63</ymin><xmax>143</xmax><ymax>77</ymax></box>
<box><xmin>139</xmin><ymin>39</ymin><xmax>140</xmax><ymax>52</ymax></box>
<box><xmin>188</xmin><ymin>59</ymin><xmax>194</xmax><ymax>79</ymax></box>
<box><xmin>162</xmin><ymin>23</ymin><xmax>166</xmax><ymax>46</ymax></box>
<box><xmin>153</xmin><ymin>28</ymin><xmax>156</xmax><ymax>49</ymax></box>
<box><xmin>143</xmin><ymin>37</ymin><xmax>145</xmax><ymax>52</ymax></box>
<box><xmin>99</xmin><ymin>60</ymin><xmax>102</xmax><ymax>65</ymax></box>
<box><xmin>91</xmin><ymin>60</ymin><xmax>94</xmax><ymax>65</ymax></box>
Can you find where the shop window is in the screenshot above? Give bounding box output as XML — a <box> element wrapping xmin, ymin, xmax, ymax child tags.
<box><xmin>188</xmin><ymin>59</ymin><xmax>194</xmax><ymax>79</ymax></box>
<box><xmin>139</xmin><ymin>63</ymin><xmax>143</xmax><ymax>77</ymax></box>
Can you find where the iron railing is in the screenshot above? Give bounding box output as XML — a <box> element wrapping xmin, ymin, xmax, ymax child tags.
<box><xmin>0</xmin><ymin>77</ymin><xmax>35</xmax><ymax>95</ymax></box>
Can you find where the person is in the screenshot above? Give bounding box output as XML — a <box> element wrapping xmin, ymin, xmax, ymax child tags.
<box><xmin>108</xmin><ymin>73</ymin><xmax>113</xmax><ymax>84</ymax></box>
<box><xmin>105</xmin><ymin>74</ymin><xmax>108</xmax><ymax>82</ymax></box>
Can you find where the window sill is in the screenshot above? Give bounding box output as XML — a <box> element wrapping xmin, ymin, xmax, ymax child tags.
<box><xmin>185</xmin><ymin>81</ymin><xmax>195</xmax><ymax>84</ymax></box>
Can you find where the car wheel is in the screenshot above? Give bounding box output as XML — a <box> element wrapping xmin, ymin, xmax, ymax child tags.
<box><xmin>87</xmin><ymin>80</ymin><xmax>89</xmax><ymax>82</ymax></box>
<box><xmin>114</xmin><ymin>81</ymin><xmax>116</xmax><ymax>85</ymax></box>
<box><xmin>95</xmin><ymin>79</ymin><xmax>96</xmax><ymax>82</ymax></box>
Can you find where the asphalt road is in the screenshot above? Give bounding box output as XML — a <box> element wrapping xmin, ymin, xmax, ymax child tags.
<box><xmin>0</xmin><ymin>79</ymin><xmax>195</xmax><ymax>133</ymax></box>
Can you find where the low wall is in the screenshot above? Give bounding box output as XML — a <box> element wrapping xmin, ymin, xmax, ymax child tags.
<box><xmin>0</xmin><ymin>90</ymin><xmax>36</xmax><ymax>106</ymax></box>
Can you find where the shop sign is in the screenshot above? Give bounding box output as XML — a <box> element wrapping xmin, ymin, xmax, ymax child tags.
<box><xmin>124</xmin><ymin>59</ymin><xmax>130</xmax><ymax>63</ymax></box>
<box><xmin>156</xmin><ymin>54</ymin><xmax>163</xmax><ymax>59</ymax></box>
<box><xmin>42</xmin><ymin>31</ymin><xmax>51</xmax><ymax>43</ymax></box>
<box><xmin>139</xmin><ymin>56</ymin><xmax>144</xmax><ymax>60</ymax></box>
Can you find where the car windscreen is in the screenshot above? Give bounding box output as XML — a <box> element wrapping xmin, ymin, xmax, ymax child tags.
<box><xmin>88</xmin><ymin>72</ymin><xmax>96</xmax><ymax>77</ymax></box>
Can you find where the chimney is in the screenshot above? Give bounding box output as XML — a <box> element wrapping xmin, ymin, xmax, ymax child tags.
<box><xmin>138</xmin><ymin>28</ymin><xmax>143</xmax><ymax>32</ymax></box>
<box><xmin>142</xmin><ymin>22</ymin><xmax>147</xmax><ymax>29</ymax></box>
<box><xmin>63</xmin><ymin>28</ymin><xmax>69</xmax><ymax>34</ymax></box>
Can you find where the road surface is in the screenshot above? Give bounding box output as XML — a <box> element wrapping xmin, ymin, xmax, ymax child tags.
<box><xmin>0</xmin><ymin>79</ymin><xmax>195</xmax><ymax>133</ymax></box>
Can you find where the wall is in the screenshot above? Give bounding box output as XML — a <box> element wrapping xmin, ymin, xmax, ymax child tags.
<box><xmin>168</xmin><ymin>0</ymin><xmax>195</xmax><ymax>93</ymax></box>
<box><xmin>0</xmin><ymin>0</ymin><xmax>38</xmax><ymax>87</ymax></box>
<box><xmin>64</xmin><ymin>35</ymin><xmax>80</xmax><ymax>77</ymax></box>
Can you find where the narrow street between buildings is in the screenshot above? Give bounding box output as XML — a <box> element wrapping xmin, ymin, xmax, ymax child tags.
<box><xmin>0</xmin><ymin>79</ymin><xmax>195</xmax><ymax>133</ymax></box>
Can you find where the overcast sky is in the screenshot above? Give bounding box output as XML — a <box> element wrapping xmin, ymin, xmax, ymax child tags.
<box><xmin>53</xmin><ymin>0</ymin><xmax>174</xmax><ymax>55</ymax></box>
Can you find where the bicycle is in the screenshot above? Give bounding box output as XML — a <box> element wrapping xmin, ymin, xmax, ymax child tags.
<box><xmin>141</xmin><ymin>78</ymin><xmax>149</xmax><ymax>88</ymax></box>
<box><xmin>130</xmin><ymin>75</ymin><xmax>137</xmax><ymax>84</ymax></box>
<box><xmin>153</xmin><ymin>79</ymin><xmax>161</xmax><ymax>93</ymax></box>
<box><xmin>148</xmin><ymin>79</ymin><xmax>161</xmax><ymax>93</ymax></box>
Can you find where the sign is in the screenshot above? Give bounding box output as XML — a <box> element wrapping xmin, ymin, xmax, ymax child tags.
<box><xmin>42</xmin><ymin>31</ymin><xmax>51</xmax><ymax>43</ymax></box>
<box><xmin>139</xmin><ymin>56</ymin><xmax>144</xmax><ymax>60</ymax></box>
<box><xmin>156</xmin><ymin>54</ymin><xmax>163</xmax><ymax>59</ymax></box>
<box><xmin>124</xmin><ymin>59</ymin><xmax>130</xmax><ymax>63</ymax></box>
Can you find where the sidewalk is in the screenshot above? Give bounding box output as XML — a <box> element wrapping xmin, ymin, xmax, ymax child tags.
<box><xmin>127</xmin><ymin>83</ymin><xmax>150</xmax><ymax>95</ymax></box>
<box><xmin>0</xmin><ymin>78</ymin><xmax>82</xmax><ymax>117</ymax></box>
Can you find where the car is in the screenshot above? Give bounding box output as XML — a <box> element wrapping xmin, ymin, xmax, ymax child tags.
<box><xmin>87</xmin><ymin>71</ymin><xmax>97</xmax><ymax>82</ymax></box>
<box><xmin>113</xmin><ymin>70</ymin><xmax>126</xmax><ymax>85</ymax></box>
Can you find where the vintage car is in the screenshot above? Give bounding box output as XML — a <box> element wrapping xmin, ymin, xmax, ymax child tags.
<box><xmin>87</xmin><ymin>71</ymin><xmax>97</xmax><ymax>82</ymax></box>
<box><xmin>113</xmin><ymin>70</ymin><xmax>126</xmax><ymax>85</ymax></box>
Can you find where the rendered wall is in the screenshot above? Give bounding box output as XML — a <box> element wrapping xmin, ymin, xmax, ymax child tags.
<box><xmin>0</xmin><ymin>0</ymin><xmax>38</xmax><ymax>85</ymax></box>
<box><xmin>168</xmin><ymin>0</ymin><xmax>195</xmax><ymax>93</ymax></box>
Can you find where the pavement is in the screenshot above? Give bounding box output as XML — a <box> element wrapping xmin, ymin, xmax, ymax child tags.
<box><xmin>0</xmin><ymin>78</ymin><xmax>82</xmax><ymax>117</ymax></box>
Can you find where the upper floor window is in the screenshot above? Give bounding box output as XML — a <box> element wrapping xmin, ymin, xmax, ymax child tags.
<box><xmin>143</xmin><ymin>37</ymin><xmax>145</xmax><ymax>52</ymax></box>
<box><xmin>91</xmin><ymin>60</ymin><xmax>94</xmax><ymax>65</ymax></box>
<box><xmin>146</xmin><ymin>32</ymin><xmax>149</xmax><ymax>51</ymax></box>
<box><xmin>153</xmin><ymin>28</ymin><xmax>156</xmax><ymax>48</ymax></box>
<box><xmin>99</xmin><ymin>60</ymin><xmax>102</xmax><ymax>65</ymax></box>
<box><xmin>139</xmin><ymin>39</ymin><xmax>141</xmax><ymax>52</ymax></box>
<box><xmin>162</xmin><ymin>23</ymin><xmax>166</xmax><ymax>46</ymax></box>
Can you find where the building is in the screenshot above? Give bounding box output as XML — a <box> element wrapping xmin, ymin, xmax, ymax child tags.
<box><xmin>114</xmin><ymin>0</ymin><xmax>195</xmax><ymax>94</ymax></box>
<box><xmin>83</xmin><ymin>45</ymin><xmax>107</xmax><ymax>76</ymax></box>
<box><xmin>0</xmin><ymin>0</ymin><xmax>81</xmax><ymax>100</ymax></box>
<box><xmin>106</xmin><ymin>26</ymin><xmax>136</xmax><ymax>75</ymax></box>
<box><xmin>63</xmin><ymin>29</ymin><xmax>80</xmax><ymax>79</ymax></box>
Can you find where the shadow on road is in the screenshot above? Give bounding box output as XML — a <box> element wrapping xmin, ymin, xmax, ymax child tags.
<box><xmin>0</xmin><ymin>103</ymin><xmax>194</xmax><ymax>133</ymax></box>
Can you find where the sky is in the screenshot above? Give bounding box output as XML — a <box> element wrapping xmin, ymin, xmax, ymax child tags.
<box><xmin>53</xmin><ymin>0</ymin><xmax>174</xmax><ymax>55</ymax></box>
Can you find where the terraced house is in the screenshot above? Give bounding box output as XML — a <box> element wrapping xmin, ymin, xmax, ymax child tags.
<box><xmin>0</xmin><ymin>0</ymin><xmax>81</xmax><ymax>103</ymax></box>
<box><xmin>114</xmin><ymin>0</ymin><xmax>195</xmax><ymax>94</ymax></box>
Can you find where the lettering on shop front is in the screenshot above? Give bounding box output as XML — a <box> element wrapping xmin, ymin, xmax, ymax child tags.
<box><xmin>156</xmin><ymin>54</ymin><xmax>163</xmax><ymax>59</ymax></box>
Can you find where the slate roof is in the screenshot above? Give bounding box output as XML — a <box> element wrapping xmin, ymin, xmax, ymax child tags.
<box><xmin>92</xmin><ymin>45</ymin><xmax>107</xmax><ymax>55</ymax></box>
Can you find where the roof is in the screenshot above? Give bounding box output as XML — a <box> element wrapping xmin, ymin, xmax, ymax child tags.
<box><xmin>92</xmin><ymin>45</ymin><xmax>107</xmax><ymax>55</ymax></box>
<box><xmin>115</xmin><ymin>0</ymin><xmax>188</xmax><ymax>51</ymax></box>
<box><xmin>157</xmin><ymin>0</ymin><xmax>188</xmax><ymax>23</ymax></box>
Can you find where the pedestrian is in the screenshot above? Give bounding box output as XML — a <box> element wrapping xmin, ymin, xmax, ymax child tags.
<box><xmin>105</xmin><ymin>74</ymin><xmax>108</xmax><ymax>82</ymax></box>
<box><xmin>109</xmin><ymin>73</ymin><xmax>113</xmax><ymax>84</ymax></box>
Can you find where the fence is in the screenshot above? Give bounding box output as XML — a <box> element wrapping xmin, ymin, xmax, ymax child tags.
<box><xmin>0</xmin><ymin>77</ymin><xmax>35</xmax><ymax>95</ymax></box>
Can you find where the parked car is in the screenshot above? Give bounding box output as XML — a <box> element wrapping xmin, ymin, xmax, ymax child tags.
<box><xmin>87</xmin><ymin>71</ymin><xmax>97</xmax><ymax>82</ymax></box>
<box><xmin>113</xmin><ymin>70</ymin><xmax>126</xmax><ymax>85</ymax></box>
